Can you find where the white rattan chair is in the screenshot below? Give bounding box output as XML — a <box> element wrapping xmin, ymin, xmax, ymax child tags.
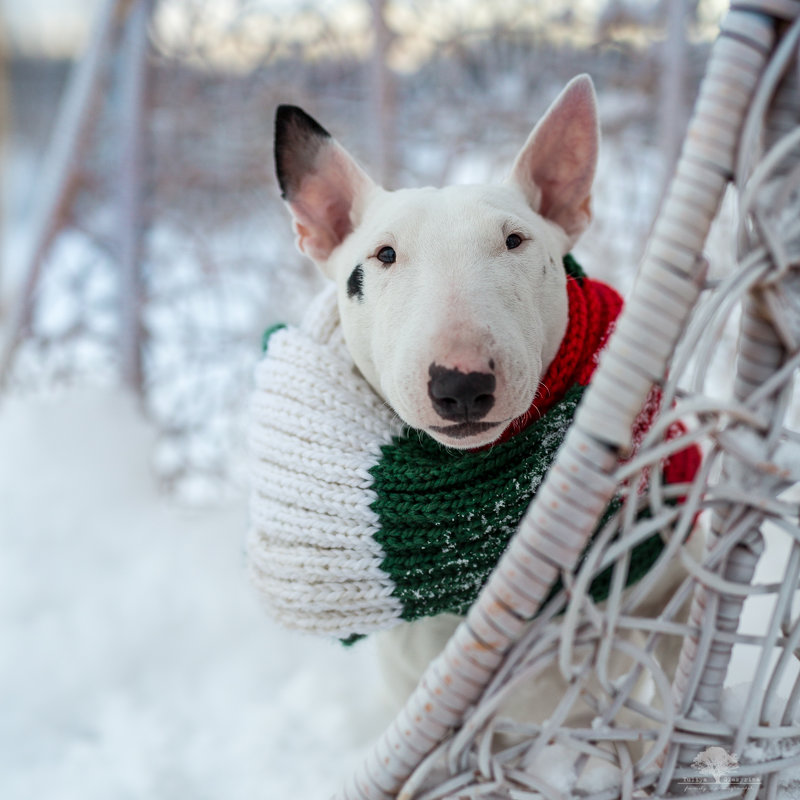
<box><xmin>335</xmin><ymin>2</ymin><xmax>800</xmax><ymax>798</ymax></box>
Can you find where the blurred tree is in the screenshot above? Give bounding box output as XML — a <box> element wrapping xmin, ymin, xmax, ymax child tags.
<box><xmin>659</xmin><ymin>0</ymin><xmax>698</xmax><ymax>193</ymax></box>
<box><xmin>0</xmin><ymin>15</ymin><xmax>6</xmax><ymax>319</ymax></box>
<box><xmin>370</xmin><ymin>0</ymin><xmax>397</xmax><ymax>186</ymax></box>
<box><xmin>0</xmin><ymin>0</ymin><xmax>129</xmax><ymax>390</ymax></box>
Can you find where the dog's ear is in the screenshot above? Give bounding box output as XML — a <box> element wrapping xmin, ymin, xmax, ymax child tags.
<box><xmin>508</xmin><ymin>75</ymin><xmax>599</xmax><ymax>247</ymax></box>
<box><xmin>274</xmin><ymin>105</ymin><xmax>375</xmax><ymax>271</ymax></box>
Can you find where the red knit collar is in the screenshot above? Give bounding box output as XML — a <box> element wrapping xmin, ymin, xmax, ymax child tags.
<box><xmin>485</xmin><ymin>272</ymin><xmax>701</xmax><ymax>489</ymax></box>
<box><xmin>493</xmin><ymin>275</ymin><xmax>623</xmax><ymax>445</ymax></box>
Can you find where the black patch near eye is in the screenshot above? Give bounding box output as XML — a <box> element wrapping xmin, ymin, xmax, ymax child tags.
<box><xmin>347</xmin><ymin>264</ymin><xmax>364</xmax><ymax>301</ymax></box>
<box><xmin>377</xmin><ymin>246</ymin><xmax>396</xmax><ymax>265</ymax></box>
<box><xmin>506</xmin><ymin>233</ymin><xmax>523</xmax><ymax>250</ymax></box>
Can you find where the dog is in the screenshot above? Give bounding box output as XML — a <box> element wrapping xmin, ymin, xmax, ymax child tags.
<box><xmin>272</xmin><ymin>75</ymin><xmax>702</xmax><ymax>766</ymax></box>
<box><xmin>273</xmin><ymin>77</ymin><xmax>595</xmax><ymax>452</ymax></box>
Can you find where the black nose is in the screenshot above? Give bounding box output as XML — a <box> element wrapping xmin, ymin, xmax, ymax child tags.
<box><xmin>428</xmin><ymin>364</ymin><xmax>496</xmax><ymax>422</ymax></box>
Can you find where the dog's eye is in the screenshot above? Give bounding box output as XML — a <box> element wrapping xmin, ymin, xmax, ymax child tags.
<box><xmin>377</xmin><ymin>246</ymin><xmax>396</xmax><ymax>264</ymax></box>
<box><xmin>506</xmin><ymin>233</ymin><xmax>523</xmax><ymax>250</ymax></box>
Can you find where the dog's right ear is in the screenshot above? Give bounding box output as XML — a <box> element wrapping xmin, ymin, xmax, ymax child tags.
<box><xmin>274</xmin><ymin>106</ymin><xmax>375</xmax><ymax>272</ymax></box>
<box><xmin>507</xmin><ymin>75</ymin><xmax>599</xmax><ymax>248</ymax></box>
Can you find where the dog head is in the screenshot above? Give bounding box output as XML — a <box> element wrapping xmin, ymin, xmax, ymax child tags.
<box><xmin>274</xmin><ymin>75</ymin><xmax>599</xmax><ymax>449</ymax></box>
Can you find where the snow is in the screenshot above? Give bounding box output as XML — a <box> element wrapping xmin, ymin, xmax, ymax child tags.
<box><xmin>0</xmin><ymin>389</ymin><xmax>392</xmax><ymax>800</ymax></box>
<box><xmin>719</xmin><ymin>685</ymin><xmax>800</xmax><ymax>797</ymax></box>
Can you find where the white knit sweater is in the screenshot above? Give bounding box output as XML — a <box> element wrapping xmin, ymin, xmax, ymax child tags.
<box><xmin>248</xmin><ymin>285</ymin><xmax>405</xmax><ymax>637</ymax></box>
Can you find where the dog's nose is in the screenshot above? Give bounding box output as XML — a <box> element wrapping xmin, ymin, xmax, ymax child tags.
<box><xmin>428</xmin><ymin>364</ymin><xmax>496</xmax><ymax>422</ymax></box>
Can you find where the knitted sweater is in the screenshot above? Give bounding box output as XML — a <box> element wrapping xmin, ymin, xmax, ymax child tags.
<box><xmin>248</xmin><ymin>257</ymin><xmax>700</xmax><ymax>640</ymax></box>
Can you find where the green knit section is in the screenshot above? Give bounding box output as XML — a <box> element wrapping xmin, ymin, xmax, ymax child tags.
<box><xmin>563</xmin><ymin>253</ymin><xmax>586</xmax><ymax>285</ymax></box>
<box><xmin>261</xmin><ymin>323</ymin><xmax>287</xmax><ymax>353</ymax></box>
<box><xmin>370</xmin><ymin>385</ymin><xmax>581</xmax><ymax>620</ymax></box>
<box><xmin>369</xmin><ymin>386</ymin><xmax>666</xmax><ymax>623</ymax></box>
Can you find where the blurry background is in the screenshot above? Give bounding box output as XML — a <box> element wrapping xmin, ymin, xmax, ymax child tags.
<box><xmin>0</xmin><ymin>1</ymin><xmax>731</xmax><ymax>798</ymax></box>
<box><xmin>1</xmin><ymin>0</ymin><xmax>728</xmax><ymax>498</ymax></box>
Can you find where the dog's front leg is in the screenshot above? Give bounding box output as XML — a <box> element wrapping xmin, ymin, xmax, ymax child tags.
<box><xmin>375</xmin><ymin>613</ymin><xmax>463</xmax><ymax>709</ymax></box>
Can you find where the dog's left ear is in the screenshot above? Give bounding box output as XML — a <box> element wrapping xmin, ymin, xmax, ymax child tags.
<box><xmin>274</xmin><ymin>105</ymin><xmax>375</xmax><ymax>271</ymax></box>
<box><xmin>508</xmin><ymin>75</ymin><xmax>599</xmax><ymax>247</ymax></box>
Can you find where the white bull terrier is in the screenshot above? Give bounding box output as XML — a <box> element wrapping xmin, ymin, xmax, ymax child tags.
<box><xmin>274</xmin><ymin>78</ymin><xmax>596</xmax><ymax>451</ymax></box>
<box><xmin>273</xmin><ymin>75</ymin><xmax>700</xmax><ymax>757</ymax></box>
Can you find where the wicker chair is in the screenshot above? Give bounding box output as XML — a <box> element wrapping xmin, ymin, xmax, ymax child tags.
<box><xmin>336</xmin><ymin>2</ymin><xmax>800</xmax><ymax>798</ymax></box>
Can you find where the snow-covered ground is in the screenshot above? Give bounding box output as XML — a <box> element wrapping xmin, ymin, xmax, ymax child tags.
<box><xmin>3</xmin><ymin>388</ymin><xmax>798</xmax><ymax>799</ymax></box>
<box><xmin>0</xmin><ymin>389</ymin><xmax>392</xmax><ymax>800</ymax></box>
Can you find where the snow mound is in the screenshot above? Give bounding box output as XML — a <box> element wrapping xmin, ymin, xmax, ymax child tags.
<box><xmin>0</xmin><ymin>389</ymin><xmax>389</xmax><ymax>800</ymax></box>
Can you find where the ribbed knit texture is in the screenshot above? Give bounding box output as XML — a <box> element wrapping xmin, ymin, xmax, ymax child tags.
<box><xmin>370</xmin><ymin>384</ymin><xmax>586</xmax><ymax>620</ymax></box>
<box><xmin>248</xmin><ymin>257</ymin><xmax>700</xmax><ymax>640</ymax></box>
<box><xmin>248</xmin><ymin>286</ymin><xmax>406</xmax><ymax>636</ymax></box>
